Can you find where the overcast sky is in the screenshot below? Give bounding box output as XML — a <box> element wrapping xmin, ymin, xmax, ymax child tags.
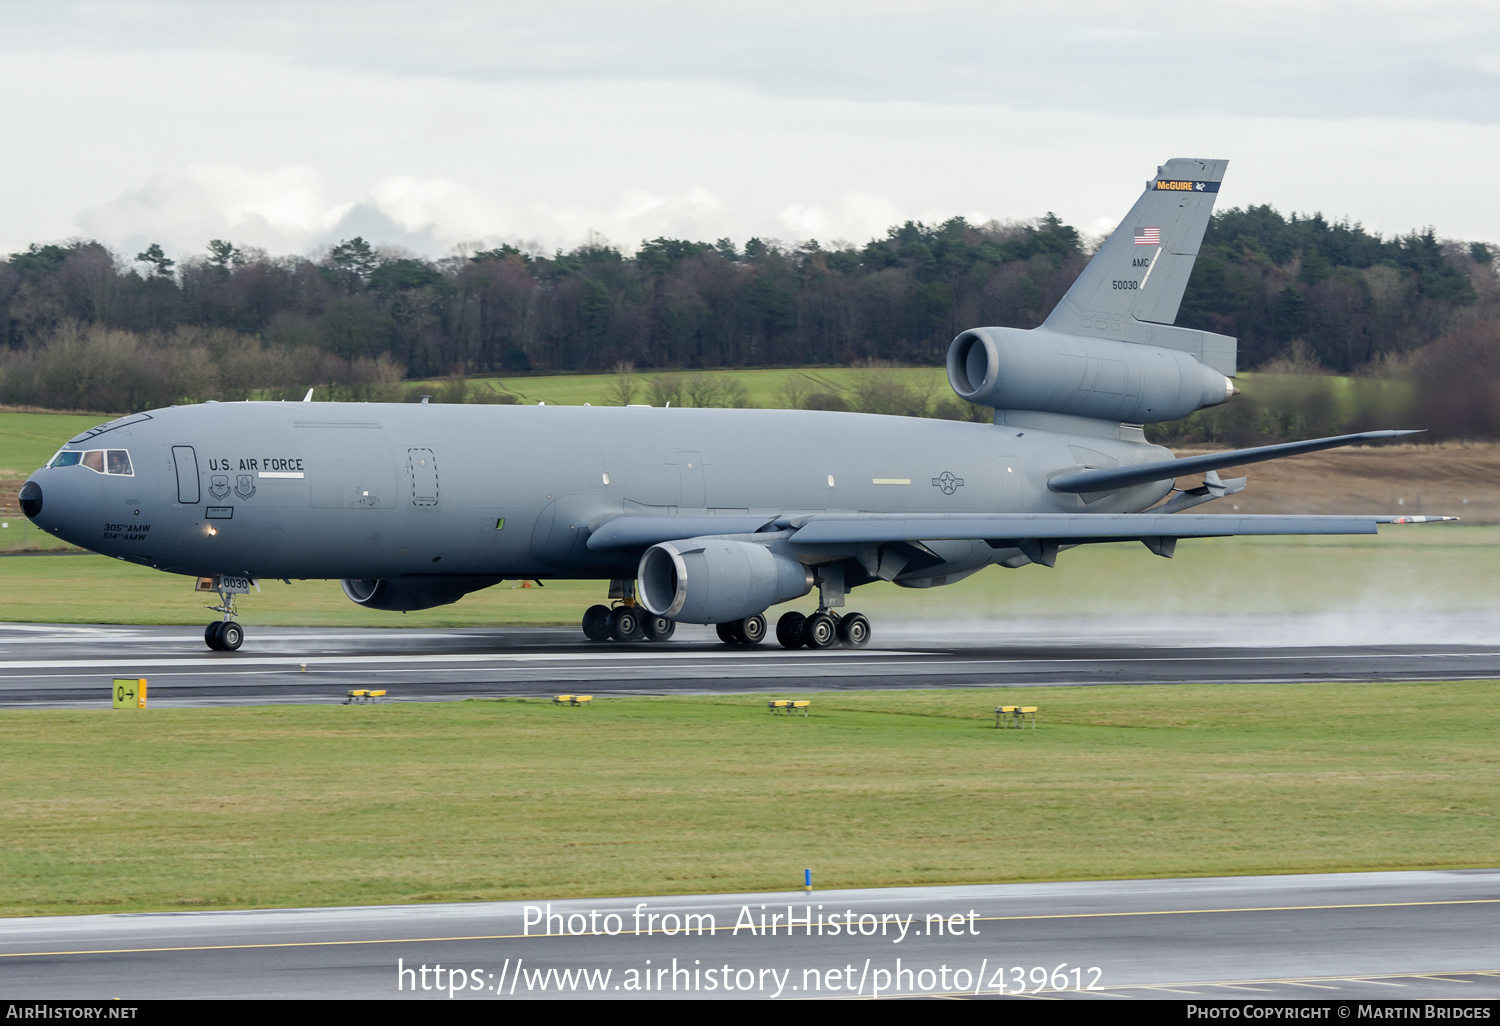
<box><xmin>2</xmin><ymin>0</ymin><xmax>1497</xmax><ymax>263</ymax></box>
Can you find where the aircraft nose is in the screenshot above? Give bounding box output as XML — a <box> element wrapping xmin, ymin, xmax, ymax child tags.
<box><xmin>19</xmin><ymin>480</ymin><xmax>42</xmax><ymax>520</ymax></box>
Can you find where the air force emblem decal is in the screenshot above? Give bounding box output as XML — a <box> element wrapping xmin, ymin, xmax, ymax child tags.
<box><xmin>931</xmin><ymin>471</ymin><xmax>964</xmax><ymax>495</ymax></box>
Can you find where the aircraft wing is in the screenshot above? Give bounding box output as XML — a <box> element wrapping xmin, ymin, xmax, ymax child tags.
<box><xmin>586</xmin><ymin>511</ymin><xmax>1454</xmax><ymax>551</ymax></box>
<box><xmin>781</xmin><ymin>512</ymin><xmax>1452</xmax><ymax>546</ymax></box>
<box><xmin>586</xmin><ymin>514</ymin><xmax>779</xmax><ymax>550</ymax></box>
<box><xmin>1047</xmin><ymin>430</ymin><xmax>1422</xmax><ymax>494</ymax></box>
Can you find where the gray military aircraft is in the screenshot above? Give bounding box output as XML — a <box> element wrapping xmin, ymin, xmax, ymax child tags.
<box><xmin>18</xmin><ymin>158</ymin><xmax>1452</xmax><ymax>652</ymax></box>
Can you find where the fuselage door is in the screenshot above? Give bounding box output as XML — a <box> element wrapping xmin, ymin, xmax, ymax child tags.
<box><xmin>172</xmin><ymin>446</ymin><xmax>200</xmax><ymax>504</ymax></box>
<box><xmin>671</xmin><ymin>450</ymin><xmax>705</xmax><ymax>508</ymax></box>
<box><xmin>408</xmin><ymin>448</ymin><xmax>439</xmax><ymax>506</ymax></box>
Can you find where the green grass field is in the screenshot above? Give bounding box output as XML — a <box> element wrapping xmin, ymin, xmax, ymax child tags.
<box><xmin>2</xmin><ymin>683</ymin><xmax>1495</xmax><ymax>916</ymax></box>
<box><xmin>0</xmin><ymin>409</ymin><xmax>110</xmax><ymax>475</ymax></box>
<box><xmin>416</xmin><ymin>365</ymin><xmax>954</xmax><ymax>409</ymax></box>
<box><xmin>418</xmin><ymin>366</ymin><xmax>1363</xmax><ymax>414</ymax></box>
<box><xmin>2</xmin><ymin>389</ymin><xmax>1493</xmax><ymax>918</ymax></box>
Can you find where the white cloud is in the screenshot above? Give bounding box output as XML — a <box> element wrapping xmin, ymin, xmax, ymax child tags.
<box><xmin>6</xmin><ymin>4</ymin><xmax>1500</xmax><ymax>262</ymax></box>
<box><xmin>75</xmin><ymin>164</ymin><xmax>351</xmax><ymax>260</ymax></box>
<box><xmin>776</xmin><ymin>193</ymin><xmax>907</xmax><ymax>245</ymax></box>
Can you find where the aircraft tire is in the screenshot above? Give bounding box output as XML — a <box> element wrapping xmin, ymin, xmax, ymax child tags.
<box><xmin>739</xmin><ymin>613</ymin><xmax>767</xmax><ymax>646</ymax></box>
<box><xmin>220</xmin><ymin>621</ymin><xmax>244</xmax><ymax>651</ymax></box>
<box><xmin>803</xmin><ymin>612</ymin><xmax>838</xmax><ymax>649</ymax></box>
<box><xmin>643</xmin><ymin>615</ymin><xmax>676</xmax><ymax>642</ymax></box>
<box><xmin>838</xmin><ymin>612</ymin><xmax>871</xmax><ymax>648</ymax></box>
<box><xmin>204</xmin><ymin>622</ymin><xmax>225</xmax><ymax>651</ymax></box>
<box><xmin>609</xmin><ymin>606</ymin><xmax>645</xmax><ymax>642</ymax></box>
<box><xmin>582</xmin><ymin>604</ymin><xmax>612</xmax><ymax>642</ymax></box>
<box><xmin>775</xmin><ymin>611</ymin><xmax>806</xmax><ymax>649</ymax></box>
<box><xmin>715</xmin><ymin>621</ymin><xmax>744</xmax><ymax>645</ymax></box>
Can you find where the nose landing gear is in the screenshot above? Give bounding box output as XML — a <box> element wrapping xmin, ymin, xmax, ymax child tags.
<box><xmin>198</xmin><ymin>575</ymin><xmax>252</xmax><ymax>651</ymax></box>
<box><xmin>205</xmin><ymin>620</ymin><xmax>244</xmax><ymax>651</ymax></box>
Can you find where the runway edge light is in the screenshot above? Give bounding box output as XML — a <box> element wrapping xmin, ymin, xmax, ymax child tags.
<box><xmin>112</xmin><ymin>678</ymin><xmax>146</xmax><ymax>709</ymax></box>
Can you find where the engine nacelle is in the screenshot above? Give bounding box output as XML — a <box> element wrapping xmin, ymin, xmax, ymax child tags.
<box><xmin>341</xmin><ymin>576</ymin><xmax>503</xmax><ymax>612</ymax></box>
<box><xmin>947</xmin><ymin>326</ymin><xmax>1234</xmax><ymax>424</ymax></box>
<box><xmin>638</xmin><ymin>538</ymin><xmax>813</xmax><ymax>624</ymax></box>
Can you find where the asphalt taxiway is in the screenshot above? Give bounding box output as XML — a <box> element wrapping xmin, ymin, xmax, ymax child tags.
<box><xmin>1</xmin><ymin>620</ymin><xmax>1499</xmax><ymax>708</ymax></box>
<box><xmin>2</xmin><ymin>871</ymin><xmax>1497</xmax><ymax>999</ymax></box>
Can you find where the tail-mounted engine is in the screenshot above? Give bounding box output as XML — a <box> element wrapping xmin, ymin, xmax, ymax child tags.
<box><xmin>946</xmin><ymin>326</ymin><xmax>1235</xmax><ymax>424</ymax></box>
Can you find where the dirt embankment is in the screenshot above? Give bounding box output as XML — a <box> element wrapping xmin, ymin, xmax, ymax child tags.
<box><xmin>1173</xmin><ymin>442</ymin><xmax>1498</xmax><ymax>522</ymax></box>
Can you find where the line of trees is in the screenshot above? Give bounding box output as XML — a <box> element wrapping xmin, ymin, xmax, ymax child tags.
<box><xmin>2</xmin><ymin>208</ymin><xmax>1498</xmax><ymax>435</ymax></box>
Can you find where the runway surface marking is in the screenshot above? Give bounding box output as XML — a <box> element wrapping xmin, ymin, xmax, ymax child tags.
<box><xmin>0</xmin><ymin>650</ymin><xmax>921</xmax><ymax>670</ymax></box>
<box><xmin>3</xmin><ymin>650</ymin><xmax>1499</xmax><ymax>674</ymax></box>
<box><xmin>8</xmin><ymin>896</ymin><xmax>1498</xmax><ymax>958</ymax></box>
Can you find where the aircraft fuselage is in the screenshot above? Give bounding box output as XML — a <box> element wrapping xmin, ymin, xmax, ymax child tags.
<box><xmin>26</xmin><ymin>401</ymin><xmax>1174</xmax><ymax>584</ymax></box>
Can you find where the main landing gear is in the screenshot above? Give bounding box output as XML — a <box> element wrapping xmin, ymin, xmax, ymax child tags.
<box><xmin>764</xmin><ymin>563</ymin><xmax>869</xmax><ymax>649</ymax></box>
<box><xmin>772</xmin><ymin>610</ymin><xmax>871</xmax><ymax>650</ymax></box>
<box><xmin>581</xmin><ymin>579</ymin><xmax>676</xmax><ymax>643</ymax></box>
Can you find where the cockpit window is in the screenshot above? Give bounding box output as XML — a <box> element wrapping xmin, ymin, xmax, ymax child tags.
<box><xmin>48</xmin><ymin>448</ymin><xmax>134</xmax><ymax>475</ymax></box>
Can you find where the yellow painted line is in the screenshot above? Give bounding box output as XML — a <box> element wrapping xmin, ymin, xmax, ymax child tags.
<box><xmin>4</xmin><ymin>897</ymin><xmax>1498</xmax><ymax>959</ymax></box>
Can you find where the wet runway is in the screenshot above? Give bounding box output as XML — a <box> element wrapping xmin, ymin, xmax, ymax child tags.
<box><xmin>3</xmin><ymin>620</ymin><xmax>1500</xmax><ymax>707</ymax></box>
<box><xmin>2</xmin><ymin>871</ymin><xmax>1497</xmax><ymax>999</ymax></box>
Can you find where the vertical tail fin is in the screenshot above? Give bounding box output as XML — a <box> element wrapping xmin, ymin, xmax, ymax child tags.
<box><xmin>1043</xmin><ymin>158</ymin><xmax>1236</xmax><ymax>375</ymax></box>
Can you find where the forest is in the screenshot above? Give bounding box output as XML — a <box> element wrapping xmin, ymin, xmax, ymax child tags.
<box><xmin>2</xmin><ymin>207</ymin><xmax>1497</xmax><ymax>439</ymax></box>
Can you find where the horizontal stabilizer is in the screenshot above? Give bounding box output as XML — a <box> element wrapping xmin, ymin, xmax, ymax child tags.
<box><xmin>1047</xmin><ymin>430</ymin><xmax>1424</xmax><ymax>495</ymax></box>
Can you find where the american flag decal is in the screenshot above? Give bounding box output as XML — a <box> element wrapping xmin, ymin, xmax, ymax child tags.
<box><xmin>1134</xmin><ymin>227</ymin><xmax>1160</xmax><ymax>245</ymax></box>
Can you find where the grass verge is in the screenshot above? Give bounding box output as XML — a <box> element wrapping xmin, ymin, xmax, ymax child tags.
<box><xmin>2</xmin><ymin>683</ymin><xmax>1495</xmax><ymax>916</ymax></box>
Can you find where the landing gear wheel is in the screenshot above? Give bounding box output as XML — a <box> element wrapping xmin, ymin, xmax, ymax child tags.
<box><xmin>837</xmin><ymin>612</ymin><xmax>871</xmax><ymax>648</ymax></box>
<box><xmin>775</xmin><ymin>611</ymin><xmax>806</xmax><ymax>649</ymax></box>
<box><xmin>582</xmin><ymin>604</ymin><xmax>612</xmax><ymax>642</ymax></box>
<box><xmin>204</xmin><ymin>621</ymin><xmax>225</xmax><ymax>650</ymax></box>
<box><xmin>716</xmin><ymin>621</ymin><xmax>745</xmax><ymax>645</ymax></box>
<box><xmin>803</xmin><ymin>612</ymin><xmax>838</xmax><ymax>650</ymax></box>
<box><xmin>609</xmin><ymin>605</ymin><xmax>645</xmax><ymax>642</ymax></box>
<box><xmin>739</xmin><ymin>613</ymin><xmax>767</xmax><ymax>646</ymax></box>
<box><xmin>643</xmin><ymin>614</ymin><xmax>676</xmax><ymax>642</ymax></box>
<box><xmin>219</xmin><ymin>621</ymin><xmax>244</xmax><ymax>651</ymax></box>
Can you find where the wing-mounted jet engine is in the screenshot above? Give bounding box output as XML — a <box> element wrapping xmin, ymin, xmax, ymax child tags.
<box><xmin>637</xmin><ymin>537</ymin><xmax>815</xmax><ymax>645</ymax></box>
